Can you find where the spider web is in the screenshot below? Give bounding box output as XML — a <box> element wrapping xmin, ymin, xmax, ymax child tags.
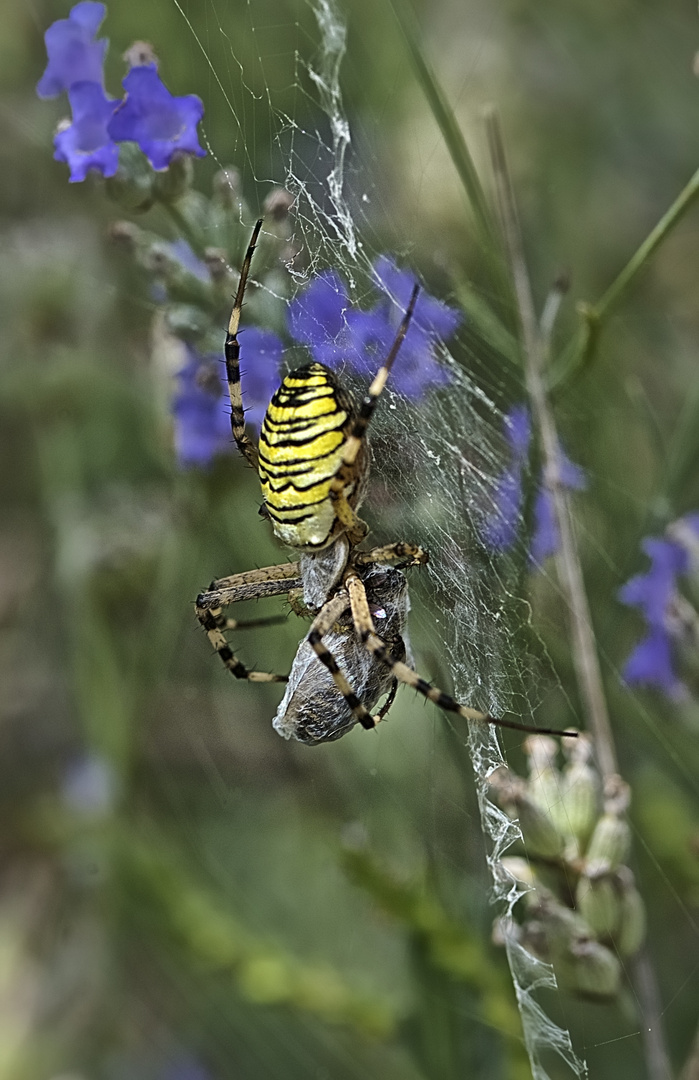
<box><xmin>171</xmin><ymin>0</ymin><xmax>586</xmax><ymax>1074</ymax></box>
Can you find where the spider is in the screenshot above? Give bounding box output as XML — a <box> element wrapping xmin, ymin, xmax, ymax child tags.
<box><xmin>195</xmin><ymin>220</ymin><xmax>576</xmax><ymax>743</ymax></box>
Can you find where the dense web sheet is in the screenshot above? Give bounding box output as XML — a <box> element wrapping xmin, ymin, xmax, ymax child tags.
<box><xmin>173</xmin><ymin>0</ymin><xmax>588</xmax><ymax>1074</ymax></box>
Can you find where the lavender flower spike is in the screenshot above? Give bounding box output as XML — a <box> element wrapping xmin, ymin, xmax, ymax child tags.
<box><xmin>287</xmin><ymin>260</ymin><xmax>459</xmax><ymax>401</ymax></box>
<box><xmin>172</xmin><ymin>351</ymin><xmax>231</xmax><ymax>469</ymax></box>
<box><xmin>173</xmin><ymin>333</ymin><xmax>282</xmax><ymax>469</ymax></box>
<box><xmin>531</xmin><ymin>449</ymin><xmax>587</xmax><ymax>564</ymax></box>
<box><xmin>37</xmin><ymin>2</ymin><xmax>108</xmax><ymax>99</ymax></box>
<box><xmin>368</xmin><ymin>256</ymin><xmax>459</xmax><ymax>399</ymax></box>
<box><xmin>482</xmin><ymin>405</ymin><xmax>531</xmax><ymax>553</ymax></box>
<box><xmin>108</xmin><ymin>64</ymin><xmax>206</xmax><ymax>171</ymax></box>
<box><xmin>618</xmin><ymin>534</ymin><xmax>689</xmax><ymax>697</ymax></box>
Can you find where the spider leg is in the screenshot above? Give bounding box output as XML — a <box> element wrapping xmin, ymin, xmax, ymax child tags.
<box><xmin>353</xmin><ymin>542</ymin><xmax>429</xmax><ymax>568</ymax></box>
<box><xmin>195</xmin><ymin>561</ymin><xmax>302</xmax><ymax>683</ymax></box>
<box><xmin>306</xmin><ymin>592</ymin><xmax>377</xmax><ymax>731</ymax></box>
<box><xmin>328</xmin><ymin>284</ymin><xmax>420</xmax><ymax>539</ymax></box>
<box><xmin>344</xmin><ymin>573</ymin><xmax>578</xmax><ymax>739</ymax></box>
<box><xmin>198</xmin><ymin>562</ymin><xmax>301</xmax><ymax>610</ymax></box>
<box><xmin>372</xmin><ymin>678</ymin><xmax>398</xmax><ymax>725</ymax></box>
<box><xmin>225</xmin><ymin>218</ymin><xmax>263</xmax><ymax>471</ymax></box>
<box><xmin>222</xmin><ymin>614</ymin><xmax>288</xmax><ymax>631</ymax></box>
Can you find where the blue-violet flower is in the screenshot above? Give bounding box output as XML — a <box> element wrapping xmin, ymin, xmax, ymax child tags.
<box><xmin>618</xmin><ymin>520</ymin><xmax>699</xmax><ymax>698</ymax></box>
<box><xmin>482</xmin><ymin>405</ymin><xmax>531</xmax><ymax>552</ymax></box>
<box><xmin>108</xmin><ymin>63</ymin><xmax>205</xmax><ymax>171</ymax></box>
<box><xmin>482</xmin><ymin>404</ymin><xmax>585</xmax><ymax>561</ymax></box>
<box><xmin>287</xmin><ymin>259</ymin><xmax>460</xmax><ymax>400</ymax></box>
<box><xmin>36</xmin><ymin>1</ymin><xmax>108</xmax><ymax>99</ymax></box>
<box><xmin>173</xmin><ymin>333</ymin><xmax>282</xmax><ymax>469</ymax></box>
<box><xmin>530</xmin><ymin>451</ymin><xmax>587</xmax><ymax>563</ymax></box>
<box><xmin>54</xmin><ymin>81</ymin><xmax>119</xmax><ymax>182</ymax></box>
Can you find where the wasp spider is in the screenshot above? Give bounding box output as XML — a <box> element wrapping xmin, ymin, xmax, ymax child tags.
<box><xmin>195</xmin><ymin>220</ymin><xmax>576</xmax><ymax>743</ymax></box>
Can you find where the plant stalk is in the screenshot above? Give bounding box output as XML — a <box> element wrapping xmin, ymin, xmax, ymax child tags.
<box><xmin>485</xmin><ymin>105</ymin><xmax>673</xmax><ymax>1080</ymax></box>
<box><xmin>485</xmin><ymin>107</ymin><xmax>617</xmax><ymax>778</ymax></box>
<box><xmin>552</xmin><ymin>163</ymin><xmax>699</xmax><ymax>387</ymax></box>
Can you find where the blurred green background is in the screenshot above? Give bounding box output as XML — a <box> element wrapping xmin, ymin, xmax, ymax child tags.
<box><xmin>2</xmin><ymin>0</ymin><xmax>699</xmax><ymax>1078</ymax></box>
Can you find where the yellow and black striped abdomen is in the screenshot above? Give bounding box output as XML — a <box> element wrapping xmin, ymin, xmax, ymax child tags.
<box><xmin>258</xmin><ymin>363</ymin><xmax>360</xmax><ymax>550</ymax></box>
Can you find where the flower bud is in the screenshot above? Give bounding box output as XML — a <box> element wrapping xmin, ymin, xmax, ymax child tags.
<box><xmin>264</xmin><ymin>186</ymin><xmax>295</xmax><ymax>222</ymax></box>
<box><xmin>559</xmin><ymin>733</ymin><xmax>600</xmax><ymax>855</ymax></box>
<box><xmin>528</xmin><ymin>893</ymin><xmax>588</xmax><ymax>948</ymax></box>
<box><xmin>204</xmin><ymin>247</ymin><xmax>230</xmax><ymax>283</ymax></box>
<box><xmin>489</xmin><ymin>768</ymin><xmax>565</xmax><ymax>860</ymax></box>
<box><xmin>108</xmin><ymin>220</ymin><xmax>141</xmax><ymax>252</ymax></box>
<box><xmin>105</xmin><ymin>142</ymin><xmax>155</xmax><ymax>211</ymax></box>
<box><xmin>213</xmin><ymin>167</ymin><xmax>242</xmax><ymax>204</ymax></box>
<box><xmin>153</xmin><ymin>151</ymin><xmax>194</xmax><ymax>203</ymax></box>
<box><xmin>614</xmin><ymin>868</ymin><xmax>646</xmax><ymax>957</ymax></box>
<box><xmin>165</xmin><ymin>304</ymin><xmax>211</xmax><ymax>340</ymax></box>
<box><xmin>575</xmin><ymin>871</ymin><xmax>620</xmax><ymax>939</ymax></box>
<box><xmin>524</xmin><ymin>736</ymin><xmax>562</xmax><ymax>815</ymax></box>
<box><xmin>557</xmin><ymin>936</ymin><xmax>622</xmax><ymax>1000</ymax></box>
<box><xmin>585</xmin><ymin>812</ymin><xmax>631</xmax><ymax>875</ymax></box>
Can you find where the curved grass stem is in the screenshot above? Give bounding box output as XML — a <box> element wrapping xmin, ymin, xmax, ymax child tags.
<box><xmin>551</xmin><ymin>163</ymin><xmax>699</xmax><ymax>389</ymax></box>
<box><xmin>389</xmin><ymin>0</ymin><xmax>511</xmax><ymax>300</ymax></box>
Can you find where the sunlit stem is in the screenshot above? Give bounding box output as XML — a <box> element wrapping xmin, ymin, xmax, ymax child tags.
<box><xmin>552</xmin><ymin>162</ymin><xmax>699</xmax><ymax>388</ymax></box>
<box><xmin>485</xmin><ymin>105</ymin><xmax>673</xmax><ymax>1080</ymax></box>
<box><xmin>389</xmin><ymin>0</ymin><xmax>509</xmax><ymax>294</ymax></box>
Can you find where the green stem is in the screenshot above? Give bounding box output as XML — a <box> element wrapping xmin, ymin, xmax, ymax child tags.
<box><xmin>389</xmin><ymin>0</ymin><xmax>506</xmax><ymax>284</ymax></box>
<box><xmin>552</xmin><ymin>163</ymin><xmax>699</xmax><ymax>388</ymax></box>
<box><xmin>486</xmin><ymin>108</ymin><xmax>673</xmax><ymax>1080</ymax></box>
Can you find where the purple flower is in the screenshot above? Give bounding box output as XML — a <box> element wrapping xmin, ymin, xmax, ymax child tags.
<box><xmin>238</xmin><ymin>328</ymin><xmax>284</xmax><ymax>429</ymax></box>
<box><xmin>372</xmin><ymin>256</ymin><xmax>461</xmax><ymax>342</ymax></box>
<box><xmin>287</xmin><ymin>270</ymin><xmax>380</xmax><ymax>371</ymax></box>
<box><xmin>286</xmin><ymin>259</ymin><xmax>460</xmax><ymax>400</ymax></box>
<box><xmin>482</xmin><ymin>405</ymin><xmax>531</xmax><ymax>552</ymax></box>
<box><xmin>530</xmin><ymin>450</ymin><xmax>587</xmax><ymax>563</ymax></box>
<box><xmin>618</xmin><ymin>533</ymin><xmax>692</xmax><ymax>697</ymax></box>
<box><xmin>481</xmin><ymin>405</ymin><xmax>584</xmax><ymax>560</ymax></box>
<box><xmin>108</xmin><ymin>64</ymin><xmax>205</xmax><ymax>171</ymax></box>
<box><xmin>173</xmin><ymin>352</ymin><xmax>230</xmax><ymax>469</ymax></box>
<box><xmin>622</xmin><ymin>629</ymin><xmax>686</xmax><ymax>700</ymax></box>
<box><xmin>168</xmin><ymin>239</ymin><xmax>209</xmax><ymax>281</ymax></box>
<box><xmin>37</xmin><ymin>2</ymin><xmax>108</xmax><ymax>99</ymax></box>
<box><xmin>173</xmin><ymin>334</ymin><xmax>282</xmax><ymax>468</ymax></box>
<box><xmin>288</xmin><ymin>270</ymin><xmax>349</xmax><ymax>351</ymax></box>
<box><xmin>53</xmin><ymin>81</ymin><xmax>119</xmax><ymax>182</ymax></box>
<box><xmin>619</xmin><ymin>538</ymin><xmax>688</xmax><ymax>627</ymax></box>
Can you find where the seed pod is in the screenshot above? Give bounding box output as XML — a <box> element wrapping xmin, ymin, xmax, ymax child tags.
<box><xmin>489</xmin><ymin>768</ymin><xmax>565</xmax><ymax>861</ymax></box>
<box><xmin>576</xmin><ymin>872</ymin><xmax>620</xmax><ymax>939</ymax></box>
<box><xmin>525</xmin><ymin>736</ymin><xmax>563</xmax><ymax>817</ymax></box>
<box><xmin>518</xmin><ymin>792</ymin><xmax>567</xmax><ymax>860</ymax></box>
<box><xmin>559</xmin><ymin>735</ymin><xmax>601</xmax><ymax>855</ymax></box>
<box><xmin>556</xmin><ymin>936</ymin><xmax>622</xmax><ymax>1000</ymax></box>
<box><xmin>614</xmin><ymin>869</ymin><xmax>647</xmax><ymax>957</ymax></box>
<box><xmin>532</xmin><ymin>894</ymin><xmax>589</xmax><ymax>949</ymax></box>
<box><xmin>585</xmin><ymin>812</ymin><xmax>631</xmax><ymax>875</ymax></box>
